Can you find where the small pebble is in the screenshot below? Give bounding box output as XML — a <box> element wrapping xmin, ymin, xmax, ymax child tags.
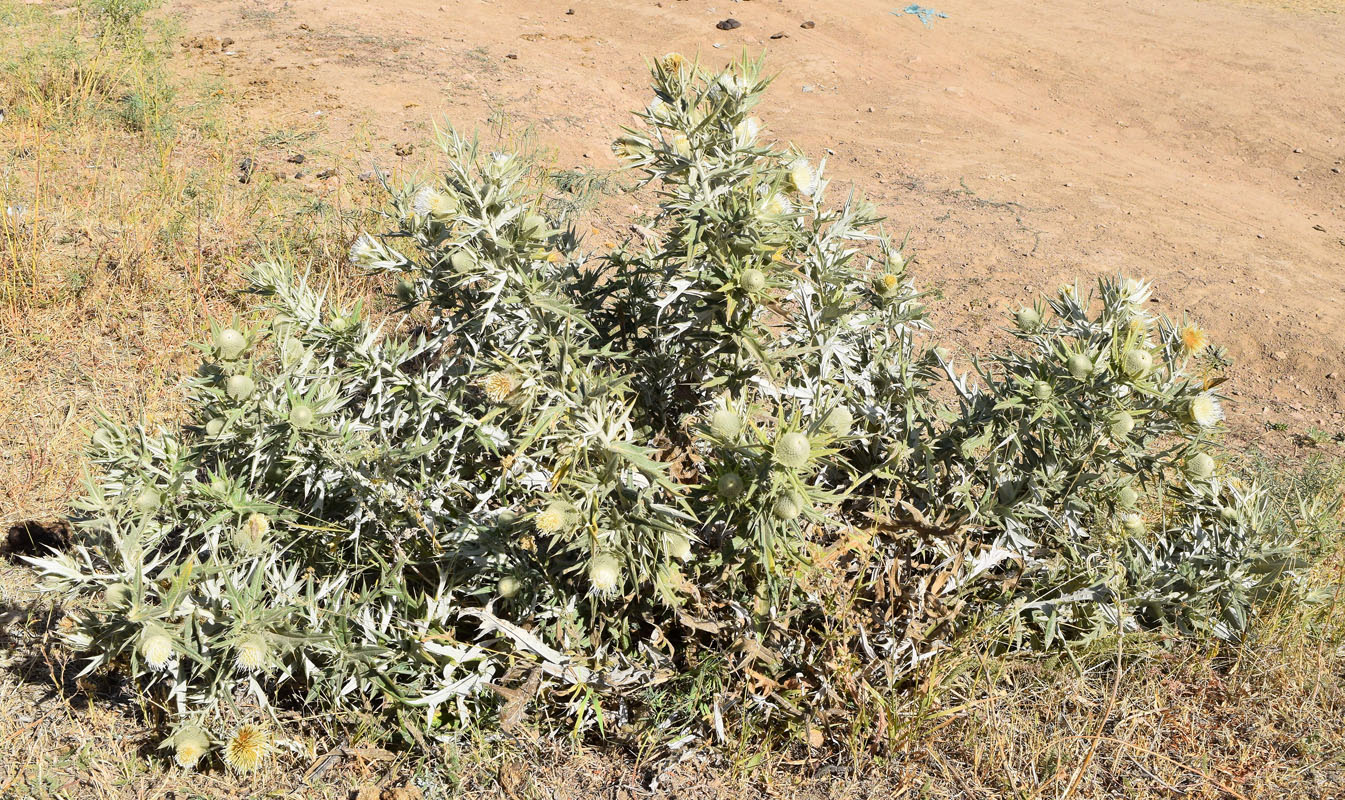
<box><xmin>800</xmin><ymin>20</ymin><xmax>816</xmax><ymax>28</ymax></box>
<box><xmin>716</xmin><ymin>18</ymin><xmax>741</xmax><ymax>30</ymax></box>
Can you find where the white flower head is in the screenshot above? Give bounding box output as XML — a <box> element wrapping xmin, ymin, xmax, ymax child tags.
<box><xmin>788</xmin><ymin>158</ymin><xmax>819</xmax><ymax>197</ymax></box>
<box><xmin>410</xmin><ymin>186</ymin><xmax>458</xmax><ymax>219</ymax></box>
<box><xmin>733</xmin><ymin>116</ymin><xmax>761</xmax><ymax>147</ymax></box>
<box><xmin>139</xmin><ymin>630</ymin><xmax>174</xmax><ymax>669</ymax></box>
<box><xmin>1187</xmin><ymin>393</ymin><xmax>1223</xmax><ymax>428</ymax></box>
<box><xmin>1120</xmin><ymin>277</ymin><xmax>1152</xmax><ymax>306</ymax></box>
<box><xmin>761</xmin><ymin>191</ymin><xmax>791</xmax><ymax>217</ymax></box>
<box><xmin>348</xmin><ymin>233</ymin><xmax>380</xmax><ymax>266</ymax></box>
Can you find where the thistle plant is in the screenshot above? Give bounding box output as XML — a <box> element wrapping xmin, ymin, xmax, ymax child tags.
<box><xmin>30</xmin><ymin>54</ymin><xmax>1314</xmax><ymax>759</ymax></box>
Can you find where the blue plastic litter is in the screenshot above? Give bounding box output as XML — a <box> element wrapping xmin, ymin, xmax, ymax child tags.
<box><xmin>896</xmin><ymin>4</ymin><xmax>949</xmax><ymax>27</ymax></box>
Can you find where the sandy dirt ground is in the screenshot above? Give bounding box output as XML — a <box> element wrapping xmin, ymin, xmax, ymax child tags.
<box><xmin>167</xmin><ymin>0</ymin><xmax>1345</xmax><ymax>443</ymax></box>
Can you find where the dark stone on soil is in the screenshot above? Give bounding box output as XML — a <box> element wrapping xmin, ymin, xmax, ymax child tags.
<box><xmin>716</xmin><ymin>18</ymin><xmax>742</xmax><ymax>30</ymax></box>
<box><xmin>287</xmin><ymin>153</ymin><xmax>306</xmax><ymax>164</ymax></box>
<box><xmin>800</xmin><ymin>20</ymin><xmax>816</xmax><ymax>29</ymax></box>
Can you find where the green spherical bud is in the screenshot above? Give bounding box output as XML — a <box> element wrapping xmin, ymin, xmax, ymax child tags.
<box><xmin>395</xmin><ymin>279</ymin><xmax>415</xmax><ymax>304</ymax></box>
<box><xmin>225</xmin><ymin>374</ymin><xmax>255</xmax><ymax>401</ymax></box>
<box><xmin>821</xmin><ymin>406</ymin><xmax>853</xmax><ymax>438</ymax></box>
<box><xmin>450</xmin><ymin>250</ymin><xmax>477</xmax><ymax>273</ymax></box>
<box><xmin>718</xmin><ymin>472</ymin><xmax>745</xmax><ymax>499</ymax></box>
<box><xmin>774</xmin><ymin>432</ymin><xmax>812</xmax><ymax>470</ymax></box>
<box><xmin>91</xmin><ymin>428</ymin><xmax>116</xmax><ymax>451</ymax></box>
<box><xmin>281</xmin><ymin>338</ymin><xmax>306</xmax><ymax>366</ymax></box>
<box><xmin>1219</xmin><ymin>506</ymin><xmax>1239</xmax><ymax>523</ymax></box>
<box><xmin>1117</xmin><ymin>486</ymin><xmax>1139</xmax><ymax>508</ymax></box>
<box><xmin>1121</xmin><ymin>513</ymin><xmax>1146</xmax><ymax>537</ymax></box>
<box><xmin>739</xmin><ymin>268</ymin><xmax>766</xmax><ymax>294</ymax></box>
<box><xmin>1032</xmin><ymin>380</ymin><xmax>1053</xmax><ymax>401</ymax></box>
<box><xmin>1109</xmin><ymin>411</ymin><xmax>1135</xmax><ymax>439</ymax></box>
<box><xmin>134</xmin><ymin>488</ymin><xmax>161</xmax><ymax>513</ymax></box>
<box><xmin>288</xmin><ymin>404</ymin><xmax>315</xmax><ymax>429</ymax></box>
<box><xmin>772</xmin><ymin>492</ymin><xmax>803</xmax><ymax>521</ymax></box>
<box><xmin>103</xmin><ymin>582</ymin><xmax>132</xmax><ymax>607</ymax></box>
<box><xmin>1122</xmin><ymin>348</ymin><xmax>1153</xmax><ymax>378</ymax></box>
<box><xmin>1067</xmin><ymin>353</ymin><xmax>1093</xmax><ymax>380</ymax></box>
<box><xmin>1185</xmin><ymin>452</ymin><xmax>1215</xmax><ymax>480</ymax></box>
<box><xmin>522</xmin><ymin>213</ymin><xmax>548</xmax><ymax>238</ymax></box>
<box><xmin>709</xmin><ymin>406</ymin><xmax>742</xmax><ymax>439</ymax></box>
<box><xmin>215</xmin><ymin>328</ymin><xmax>246</xmax><ymax>361</ymax></box>
<box><xmin>204</xmin><ymin>418</ymin><xmax>224</xmax><ymax>437</ymax></box>
<box><xmin>1015</xmin><ymin>307</ymin><xmax>1041</xmax><ymax>332</ymax></box>
<box><xmin>496</xmin><ymin>576</ymin><xmax>521</xmax><ymax>599</ymax></box>
<box><xmin>665</xmin><ymin>532</ymin><xmax>692</xmax><ymax>562</ymax></box>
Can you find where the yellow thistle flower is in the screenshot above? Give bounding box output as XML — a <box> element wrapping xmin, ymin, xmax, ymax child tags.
<box><xmin>223</xmin><ymin>724</ymin><xmax>269</xmax><ymax>773</ymax></box>
<box><xmin>874</xmin><ymin>272</ymin><xmax>901</xmax><ymax>297</ymax></box>
<box><xmin>1179</xmin><ymin>323</ymin><xmax>1208</xmax><ymax>355</ymax></box>
<box><xmin>480</xmin><ymin>372</ymin><xmax>517</xmax><ymax>403</ymax></box>
<box><xmin>545</xmin><ymin>249</ymin><xmax>563</xmax><ymax>264</ymax></box>
<box><xmin>661</xmin><ymin>52</ymin><xmax>687</xmax><ymax>73</ymax></box>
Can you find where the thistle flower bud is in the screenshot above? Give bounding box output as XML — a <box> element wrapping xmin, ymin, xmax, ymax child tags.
<box><xmin>1032</xmin><ymin>380</ymin><xmax>1053</xmax><ymax>401</ymax></box>
<box><xmin>709</xmin><ymin>406</ymin><xmax>742</xmax><ymax>439</ymax></box>
<box><xmin>450</xmin><ymin>250</ymin><xmax>477</xmax><ymax>273</ymax></box>
<box><xmin>288</xmin><ymin>404</ymin><xmax>315</xmax><ymax>428</ymax></box>
<box><xmin>1116</xmin><ymin>486</ymin><xmax>1139</xmax><ymax>508</ymax></box>
<box><xmin>1015</xmin><ymin>307</ymin><xmax>1041</xmax><ymax>332</ymax></box>
<box><xmin>134</xmin><ymin>488</ymin><xmax>162</xmax><ymax>513</ymax></box>
<box><xmin>225</xmin><ymin>374</ymin><xmax>255</xmax><ymax>401</ymax></box>
<box><xmin>233</xmin><ymin>513</ymin><xmax>270</xmax><ymax>554</ymax></box>
<box><xmin>204</xmin><ymin>418</ymin><xmax>225</xmax><ymax>436</ymax></box>
<box><xmin>1122</xmin><ymin>348</ymin><xmax>1153</xmax><ymax>378</ymax></box>
<box><xmin>1120</xmin><ymin>513</ymin><xmax>1146</xmax><ymax>537</ymax></box>
<box><xmin>718</xmin><ymin>471</ymin><xmax>745</xmax><ymax>499</ymax></box>
<box><xmin>821</xmin><ymin>405</ymin><xmax>853</xmax><ymax>438</ymax></box>
<box><xmin>497</xmin><ymin>576</ymin><xmax>521</xmax><ymax>599</ymax></box>
<box><xmin>1066</xmin><ymin>353</ymin><xmax>1093</xmax><ymax>380</ymax></box>
<box><xmin>774</xmin><ymin>432</ymin><xmax>812</xmax><ymax>470</ymax></box>
<box><xmin>103</xmin><ymin>582</ymin><xmax>132</xmax><ymax>607</ymax></box>
<box><xmin>772</xmin><ymin>491</ymin><xmax>803</xmax><ymax>521</ymax></box>
<box><xmin>738</xmin><ymin>268</ymin><xmax>766</xmax><ymax>294</ymax></box>
<box><xmin>1184</xmin><ymin>452</ymin><xmax>1215</xmax><ymax>480</ymax></box>
<box><xmin>395</xmin><ymin>279</ymin><xmax>415</xmax><ymax>304</ymax></box>
<box><xmin>665</xmin><ymin>532</ymin><xmax>692</xmax><ymax>562</ymax></box>
<box><xmin>1109</xmin><ymin>410</ymin><xmax>1135</xmax><ymax>439</ymax></box>
<box><xmin>215</xmin><ymin>328</ymin><xmax>246</xmax><ymax>361</ymax></box>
